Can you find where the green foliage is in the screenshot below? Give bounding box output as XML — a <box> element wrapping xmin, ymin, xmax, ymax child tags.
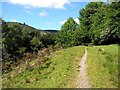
<box><xmin>73</xmin><ymin>28</ymin><xmax>85</xmax><ymax>46</ymax></box>
<box><xmin>56</xmin><ymin>2</ymin><xmax>119</xmax><ymax>46</ymax></box>
<box><xmin>73</xmin><ymin>2</ymin><xmax>119</xmax><ymax>45</ymax></box>
<box><xmin>56</xmin><ymin>17</ymin><xmax>78</xmax><ymax>47</ymax></box>
<box><xmin>2</xmin><ymin>21</ymin><xmax>56</xmax><ymax>64</ymax></box>
<box><xmin>17</xmin><ymin>47</ymin><xmax>26</xmax><ymax>56</ymax></box>
<box><xmin>30</xmin><ymin>37</ymin><xmax>43</xmax><ymax>51</ymax></box>
<box><xmin>41</xmin><ymin>33</ymin><xmax>56</xmax><ymax>47</ymax></box>
<box><xmin>79</xmin><ymin>2</ymin><xmax>106</xmax><ymax>44</ymax></box>
<box><xmin>2</xmin><ymin>23</ymin><xmax>23</xmax><ymax>57</ymax></box>
<box><xmin>2</xmin><ymin>2</ymin><xmax>119</xmax><ymax>63</ymax></box>
<box><xmin>61</xmin><ymin>17</ymin><xmax>78</xmax><ymax>32</ymax></box>
<box><xmin>2</xmin><ymin>2</ymin><xmax>119</xmax><ymax>87</ymax></box>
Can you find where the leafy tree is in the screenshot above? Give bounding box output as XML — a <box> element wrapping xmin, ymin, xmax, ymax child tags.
<box><xmin>30</xmin><ymin>37</ymin><xmax>43</xmax><ymax>51</ymax></box>
<box><xmin>2</xmin><ymin>19</ymin><xmax>58</xmax><ymax>62</ymax></box>
<box><xmin>77</xmin><ymin>2</ymin><xmax>119</xmax><ymax>45</ymax></box>
<box><xmin>56</xmin><ymin>17</ymin><xmax>78</xmax><ymax>47</ymax></box>
<box><xmin>41</xmin><ymin>33</ymin><xmax>56</xmax><ymax>47</ymax></box>
<box><xmin>3</xmin><ymin>24</ymin><xmax>23</xmax><ymax>57</ymax></box>
<box><xmin>105</xmin><ymin>1</ymin><xmax>120</xmax><ymax>44</ymax></box>
<box><xmin>73</xmin><ymin>28</ymin><xmax>85</xmax><ymax>46</ymax></box>
<box><xmin>89</xmin><ymin>2</ymin><xmax>108</xmax><ymax>44</ymax></box>
<box><xmin>79</xmin><ymin>2</ymin><xmax>106</xmax><ymax>45</ymax></box>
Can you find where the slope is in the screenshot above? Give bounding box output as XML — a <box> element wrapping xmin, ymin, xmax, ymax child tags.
<box><xmin>2</xmin><ymin>46</ymin><xmax>85</xmax><ymax>88</ymax></box>
<box><xmin>86</xmin><ymin>44</ymin><xmax>118</xmax><ymax>88</ymax></box>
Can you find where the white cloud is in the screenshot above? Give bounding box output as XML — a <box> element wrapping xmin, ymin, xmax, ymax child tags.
<box><xmin>11</xmin><ymin>19</ymin><xmax>18</xmax><ymax>22</ymax></box>
<box><xmin>11</xmin><ymin>19</ymin><xmax>23</xmax><ymax>23</ymax></box>
<box><xmin>39</xmin><ymin>11</ymin><xmax>48</xmax><ymax>16</ymax></box>
<box><xmin>59</xmin><ymin>20</ymin><xmax>66</xmax><ymax>25</ymax></box>
<box><xmin>74</xmin><ymin>18</ymin><xmax>79</xmax><ymax>24</ymax></box>
<box><xmin>5</xmin><ymin>0</ymin><xmax>70</xmax><ymax>9</ymax></box>
<box><xmin>59</xmin><ymin>18</ymin><xmax>79</xmax><ymax>25</ymax></box>
<box><xmin>2</xmin><ymin>0</ymin><xmax>113</xmax><ymax>4</ymax></box>
<box><xmin>69</xmin><ymin>0</ymin><xmax>108</xmax><ymax>2</ymax></box>
<box><xmin>24</xmin><ymin>6</ymin><xmax>31</xmax><ymax>9</ymax></box>
<box><xmin>23</xmin><ymin>10</ymin><xmax>33</xmax><ymax>15</ymax></box>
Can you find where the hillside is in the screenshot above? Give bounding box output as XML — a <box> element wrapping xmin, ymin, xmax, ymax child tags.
<box><xmin>7</xmin><ymin>22</ymin><xmax>40</xmax><ymax>31</ymax></box>
<box><xmin>6</xmin><ymin>22</ymin><xmax>58</xmax><ymax>34</ymax></box>
<box><xmin>2</xmin><ymin>46</ymin><xmax>85</xmax><ymax>88</ymax></box>
<box><xmin>86</xmin><ymin>45</ymin><xmax>118</xmax><ymax>88</ymax></box>
<box><xmin>41</xmin><ymin>30</ymin><xmax>59</xmax><ymax>33</ymax></box>
<box><xmin>2</xmin><ymin>21</ymin><xmax>57</xmax><ymax>73</ymax></box>
<box><xmin>2</xmin><ymin>45</ymin><xmax>118</xmax><ymax>88</ymax></box>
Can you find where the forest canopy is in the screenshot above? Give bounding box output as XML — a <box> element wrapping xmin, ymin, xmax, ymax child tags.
<box><xmin>56</xmin><ymin>2</ymin><xmax>119</xmax><ymax>46</ymax></box>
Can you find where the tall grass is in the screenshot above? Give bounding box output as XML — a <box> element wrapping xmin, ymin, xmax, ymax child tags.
<box><xmin>87</xmin><ymin>44</ymin><xmax>118</xmax><ymax>88</ymax></box>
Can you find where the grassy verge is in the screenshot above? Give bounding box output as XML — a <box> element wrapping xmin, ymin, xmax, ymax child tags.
<box><xmin>2</xmin><ymin>46</ymin><xmax>85</xmax><ymax>88</ymax></box>
<box><xmin>86</xmin><ymin>44</ymin><xmax>118</xmax><ymax>88</ymax></box>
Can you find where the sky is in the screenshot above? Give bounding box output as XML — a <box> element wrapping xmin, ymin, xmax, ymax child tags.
<box><xmin>1</xmin><ymin>0</ymin><xmax>103</xmax><ymax>30</ymax></box>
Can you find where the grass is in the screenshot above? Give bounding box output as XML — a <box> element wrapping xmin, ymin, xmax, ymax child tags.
<box><xmin>2</xmin><ymin>46</ymin><xmax>85</xmax><ymax>88</ymax></box>
<box><xmin>86</xmin><ymin>44</ymin><xmax>118</xmax><ymax>88</ymax></box>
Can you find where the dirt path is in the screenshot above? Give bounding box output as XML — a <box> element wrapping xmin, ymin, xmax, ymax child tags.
<box><xmin>76</xmin><ymin>47</ymin><xmax>90</xmax><ymax>88</ymax></box>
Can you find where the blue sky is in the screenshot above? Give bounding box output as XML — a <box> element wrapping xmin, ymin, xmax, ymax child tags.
<box><xmin>2</xmin><ymin>0</ymin><xmax>89</xmax><ymax>30</ymax></box>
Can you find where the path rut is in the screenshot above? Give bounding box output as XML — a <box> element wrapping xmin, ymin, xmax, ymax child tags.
<box><xmin>76</xmin><ymin>47</ymin><xmax>90</xmax><ymax>88</ymax></box>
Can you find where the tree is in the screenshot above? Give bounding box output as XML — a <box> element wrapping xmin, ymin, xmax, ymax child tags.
<box><xmin>77</xmin><ymin>2</ymin><xmax>119</xmax><ymax>45</ymax></box>
<box><xmin>79</xmin><ymin>2</ymin><xmax>106</xmax><ymax>45</ymax></box>
<box><xmin>30</xmin><ymin>37</ymin><xmax>43</xmax><ymax>51</ymax></box>
<box><xmin>56</xmin><ymin>17</ymin><xmax>78</xmax><ymax>47</ymax></box>
<box><xmin>61</xmin><ymin>17</ymin><xmax>78</xmax><ymax>32</ymax></box>
<box><xmin>2</xmin><ymin>21</ymin><xmax>43</xmax><ymax>62</ymax></box>
<box><xmin>105</xmin><ymin>1</ymin><xmax>120</xmax><ymax>44</ymax></box>
<box><xmin>41</xmin><ymin>33</ymin><xmax>56</xmax><ymax>47</ymax></box>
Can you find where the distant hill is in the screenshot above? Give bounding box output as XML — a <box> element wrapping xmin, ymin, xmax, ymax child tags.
<box><xmin>6</xmin><ymin>22</ymin><xmax>59</xmax><ymax>34</ymax></box>
<box><xmin>40</xmin><ymin>30</ymin><xmax>59</xmax><ymax>34</ymax></box>
<box><xmin>44</xmin><ymin>30</ymin><xmax>59</xmax><ymax>33</ymax></box>
<box><xmin>7</xmin><ymin>22</ymin><xmax>42</xmax><ymax>31</ymax></box>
